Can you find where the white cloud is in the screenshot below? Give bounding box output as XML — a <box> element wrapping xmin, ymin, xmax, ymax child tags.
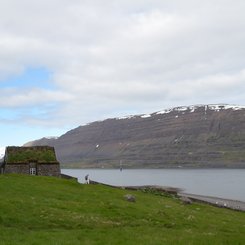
<box><xmin>0</xmin><ymin>86</ymin><xmax>73</xmax><ymax>107</ymax></box>
<box><xmin>0</xmin><ymin>0</ymin><xmax>245</xmax><ymax>129</ymax></box>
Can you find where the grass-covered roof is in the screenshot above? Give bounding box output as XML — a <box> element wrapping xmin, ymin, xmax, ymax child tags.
<box><xmin>5</xmin><ymin>146</ymin><xmax>58</xmax><ymax>164</ymax></box>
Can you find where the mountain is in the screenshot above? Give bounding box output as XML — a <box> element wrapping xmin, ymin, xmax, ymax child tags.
<box><xmin>24</xmin><ymin>137</ymin><xmax>58</xmax><ymax>147</ymax></box>
<box><xmin>24</xmin><ymin>104</ymin><xmax>245</xmax><ymax>168</ymax></box>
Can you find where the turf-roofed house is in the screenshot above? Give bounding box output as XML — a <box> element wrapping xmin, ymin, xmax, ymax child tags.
<box><xmin>0</xmin><ymin>146</ymin><xmax>60</xmax><ymax>177</ymax></box>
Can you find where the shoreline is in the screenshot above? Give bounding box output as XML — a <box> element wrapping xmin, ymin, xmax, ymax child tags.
<box><xmin>61</xmin><ymin>166</ymin><xmax>245</xmax><ymax>170</ymax></box>
<box><xmin>178</xmin><ymin>193</ymin><xmax>245</xmax><ymax>212</ymax></box>
<box><xmin>89</xmin><ymin>180</ymin><xmax>245</xmax><ymax>212</ymax></box>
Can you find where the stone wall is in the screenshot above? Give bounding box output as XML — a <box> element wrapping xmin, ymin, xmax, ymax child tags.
<box><xmin>37</xmin><ymin>163</ymin><xmax>60</xmax><ymax>177</ymax></box>
<box><xmin>3</xmin><ymin>162</ymin><xmax>60</xmax><ymax>177</ymax></box>
<box><xmin>4</xmin><ymin>164</ymin><xmax>30</xmax><ymax>174</ymax></box>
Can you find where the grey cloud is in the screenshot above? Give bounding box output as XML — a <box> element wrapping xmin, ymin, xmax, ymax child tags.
<box><xmin>0</xmin><ymin>0</ymin><xmax>245</xmax><ymax>128</ymax></box>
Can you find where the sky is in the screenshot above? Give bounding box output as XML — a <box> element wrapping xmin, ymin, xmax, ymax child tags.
<box><xmin>0</xmin><ymin>0</ymin><xmax>245</xmax><ymax>147</ymax></box>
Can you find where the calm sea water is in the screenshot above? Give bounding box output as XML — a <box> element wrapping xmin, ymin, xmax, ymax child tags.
<box><xmin>61</xmin><ymin>169</ymin><xmax>245</xmax><ymax>202</ymax></box>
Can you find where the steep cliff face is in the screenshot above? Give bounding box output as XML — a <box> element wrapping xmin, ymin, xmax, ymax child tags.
<box><xmin>24</xmin><ymin>105</ymin><xmax>245</xmax><ymax>168</ymax></box>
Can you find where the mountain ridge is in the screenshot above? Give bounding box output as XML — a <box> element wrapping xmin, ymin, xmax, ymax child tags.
<box><xmin>24</xmin><ymin>104</ymin><xmax>245</xmax><ymax>168</ymax></box>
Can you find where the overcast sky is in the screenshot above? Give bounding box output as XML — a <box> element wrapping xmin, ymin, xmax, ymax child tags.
<box><xmin>0</xmin><ymin>0</ymin><xmax>245</xmax><ymax>146</ymax></box>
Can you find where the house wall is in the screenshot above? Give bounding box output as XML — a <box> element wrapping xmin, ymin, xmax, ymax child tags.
<box><xmin>37</xmin><ymin>163</ymin><xmax>60</xmax><ymax>177</ymax></box>
<box><xmin>4</xmin><ymin>162</ymin><xmax>61</xmax><ymax>177</ymax></box>
<box><xmin>4</xmin><ymin>164</ymin><xmax>29</xmax><ymax>174</ymax></box>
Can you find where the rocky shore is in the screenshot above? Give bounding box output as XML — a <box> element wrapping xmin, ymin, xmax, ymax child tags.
<box><xmin>178</xmin><ymin>193</ymin><xmax>245</xmax><ymax>212</ymax></box>
<box><xmin>90</xmin><ymin>180</ymin><xmax>245</xmax><ymax>212</ymax></box>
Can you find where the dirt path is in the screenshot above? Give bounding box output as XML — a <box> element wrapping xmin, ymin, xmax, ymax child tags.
<box><xmin>178</xmin><ymin>193</ymin><xmax>245</xmax><ymax>212</ymax></box>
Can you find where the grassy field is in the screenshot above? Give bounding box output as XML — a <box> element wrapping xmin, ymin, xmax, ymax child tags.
<box><xmin>0</xmin><ymin>174</ymin><xmax>244</xmax><ymax>245</ymax></box>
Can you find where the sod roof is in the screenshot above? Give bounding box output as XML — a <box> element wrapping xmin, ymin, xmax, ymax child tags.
<box><xmin>5</xmin><ymin>146</ymin><xmax>58</xmax><ymax>164</ymax></box>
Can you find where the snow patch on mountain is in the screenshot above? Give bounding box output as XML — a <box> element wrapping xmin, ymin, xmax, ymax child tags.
<box><xmin>156</xmin><ymin>108</ymin><xmax>173</xmax><ymax>115</ymax></box>
<box><xmin>141</xmin><ymin>114</ymin><xmax>151</xmax><ymax>118</ymax></box>
<box><xmin>116</xmin><ymin>113</ymin><xmax>152</xmax><ymax>120</ymax></box>
<box><xmin>116</xmin><ymin>115</ymin><xmax>136</xmax><ymax>120</ymax></box>
<box><xmin>94</xmin><ymin>104</ymin><xmax>245</xmax><ymax>125</ymax></box>
<box><xmin>156</xmin><ymin>104</ymin><xmax>245</xmax><ymax>115</ymax></box>
<box><xmin>207</xmin><ymin>104</ymin><xmax>245</xmax><ymax>111</ymax></box>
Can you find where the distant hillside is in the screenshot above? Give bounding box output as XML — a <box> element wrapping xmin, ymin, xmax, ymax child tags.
<box><xmin>25</xmin><ymin>104</ymin><xmax>245</xmax><ymax>168</ymax></box>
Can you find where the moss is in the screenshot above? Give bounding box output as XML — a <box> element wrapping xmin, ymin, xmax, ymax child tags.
<box><xmin>5</xmin><ymin>146</ymin><xmax>57</xmax><ymax>164</ymax></box>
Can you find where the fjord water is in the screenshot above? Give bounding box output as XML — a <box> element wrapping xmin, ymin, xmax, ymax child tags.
<box><xmin>62</xmin><ymin>169</ymin><xmax>245</xmax><ymax>202</ymax></box>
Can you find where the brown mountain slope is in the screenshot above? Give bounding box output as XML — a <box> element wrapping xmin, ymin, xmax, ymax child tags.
<box><xmin>24</xmin><ymin>104</ymin><xmax>245</xmax><ymax>168</ymax></box>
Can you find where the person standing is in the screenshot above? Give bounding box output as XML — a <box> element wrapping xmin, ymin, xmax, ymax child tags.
<box><xmin>85</xmin><ymin>174</ymin><xmax>89</xmax><ymax>184</ymax></box>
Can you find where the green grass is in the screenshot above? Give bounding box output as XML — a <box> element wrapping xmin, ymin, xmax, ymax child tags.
<box><xmin>6</xmin><ymin>147</ymin><xmax>57</xmax><ymax>163</ymax></box>
<box><xmin>0</xmin><ymin>175</ymin><xmax>244</xmax><ymax>244</ymax></box>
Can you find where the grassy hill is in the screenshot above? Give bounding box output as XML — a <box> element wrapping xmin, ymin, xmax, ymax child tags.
<box><xmin>0</xmin><ymin>175</ymin><xmax>244</xmax><ymax>244</ymax></box>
